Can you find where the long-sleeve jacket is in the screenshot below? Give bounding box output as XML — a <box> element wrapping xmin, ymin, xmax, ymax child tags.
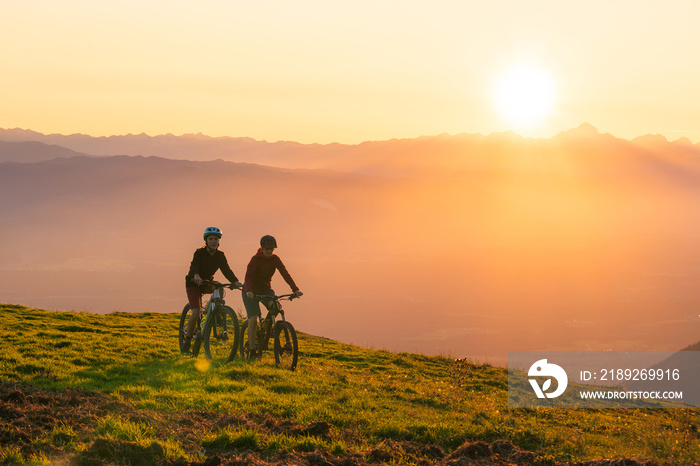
<box><xmin>185</xmin><ymin>247</ymin><xmax>238</xmax><ymax>288</ymax></box>
<box><xmin>243</xmin><ymin>248</ymin><xmax>299</xmax><ymax>294</ymax></box>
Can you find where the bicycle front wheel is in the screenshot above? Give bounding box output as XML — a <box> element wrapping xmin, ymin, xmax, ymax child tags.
<box><xmin>273</xmin><ymin>320</ymin><xmax>298</xmax><ymax>370</ymax></box>
<box><xmin>203</xmin><ymin>305</ymin><xmax>240</xmax><ymax>363</ymax></box>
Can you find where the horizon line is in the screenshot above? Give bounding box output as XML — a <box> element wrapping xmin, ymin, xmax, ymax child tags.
<box><xmin>1</xmin><ymin>124</ymin><xmax>699</xmax><ymax>147</ymax></box>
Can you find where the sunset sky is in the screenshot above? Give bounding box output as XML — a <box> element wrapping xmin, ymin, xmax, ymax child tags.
<box><xmin>2</xmin><ymin>1</ymin><xmax>699</xmax><ymax>144</ymax></box>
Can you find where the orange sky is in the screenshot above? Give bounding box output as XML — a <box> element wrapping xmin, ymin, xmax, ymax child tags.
<box><xmin>2</xmin><ymin>1</ymin><xmax>699</xmax><ymax>144</ymax></box>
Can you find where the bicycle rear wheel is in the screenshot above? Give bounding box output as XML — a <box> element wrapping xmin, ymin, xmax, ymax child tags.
<box><xmin>273</xmin><ymin>321</ymin><xmax>298</xmax><ymax>370</ymax></box>
<box><xmin>178</xmin><ymin>304</ymin><xmax>201</xmax><ymax>354</ymax></box>
<box><xmin>203</xmin><ymin>305</ymin><xmax>240</xmax><ymax>363</ymax></box>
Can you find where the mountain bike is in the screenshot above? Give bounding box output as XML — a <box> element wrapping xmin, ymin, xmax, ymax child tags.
<box><xmin>239</xmin><ymin>293</ymin><xmax>300</xmax><ymax>370</ymax></box>
<box><xmin>179</xmin><ymin>281</ymin><xmax>241</xmax><ymax>364</ymax></box>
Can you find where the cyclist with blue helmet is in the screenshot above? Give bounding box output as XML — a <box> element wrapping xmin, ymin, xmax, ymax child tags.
<box><xmin>242</xmin><ymin>235</ymin><xmax>303</xmax><ymax>358</ymax></box>
<box><xmin>182</xmin><ymin>227</ymin><xmax>242</xmax><ymax>354</ymax></box>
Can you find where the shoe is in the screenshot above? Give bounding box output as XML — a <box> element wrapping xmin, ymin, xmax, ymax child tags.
<box><xmin>248</xmin><ymin>349</ymin><xmax>260</xmax><ymax>361</ymax></box>
<box><xmin>181</xmin><ymin>337</ymin><xmax>192</xmax><ymax>355</ymax></box>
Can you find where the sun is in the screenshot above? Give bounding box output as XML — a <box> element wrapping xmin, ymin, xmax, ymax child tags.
<box><xmin>493</xmin><ymin>64</ymin><xmax>556</xmax><ymax>131</ymax></box>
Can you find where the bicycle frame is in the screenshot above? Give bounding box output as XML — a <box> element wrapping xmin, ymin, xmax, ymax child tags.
<box><xmin>253</xmin><ymin>296</ymin><xmax>283</xmax><ymax>349</ymax></box>
<box><xmin>199</xmin><ymin>286</ymin><xmax>225</xmax><ymax>335</ymax></box>
<box><xmin>181</xmin><ymin>281</ymin><xmax>240</xmax><ymax>359</ymax></box>
<box><xmin>240</xmin><ymin>292</ymin><xmax>300</xmax><ymax>369</ymax></box>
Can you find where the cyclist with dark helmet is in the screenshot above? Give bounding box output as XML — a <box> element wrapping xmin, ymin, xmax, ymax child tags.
<box><xmin>243</xmin><ymin>235</ymin><xmax>303</xmax><ymax>358</ymax></box>
<box><xmin>182</xmin><ymin>227</ymin><xmax>242</xmax><ymax>354</ymax></box>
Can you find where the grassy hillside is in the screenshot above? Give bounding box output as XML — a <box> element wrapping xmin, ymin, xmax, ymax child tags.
<box><xmin>0</xmin><ymin>304</ymin><xmax>697</xmax><ymax>465</ymax></box>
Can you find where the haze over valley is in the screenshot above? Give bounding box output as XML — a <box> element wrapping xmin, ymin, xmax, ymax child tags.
<box><xmin>1</xmin><ymin>126</ymin><xmax>699</xmax><ymax>364</ymax></box>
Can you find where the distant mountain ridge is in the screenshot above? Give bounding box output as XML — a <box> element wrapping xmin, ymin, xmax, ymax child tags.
<box><xmin>0</xmin><ymin>127</ymin><xmax>333</xmax><ymax>166</ymax></box>
<box><xmin>681</xmin><ymin>340</ymin><xmax>700</xmax><ymax>352</ymax></box>
<box><xmin>1</xmin><ymin>125</ymin><xmax>699</xmax><ymax>179</ymax></box>
<box><xmin>0</xmin><ymin>140</ymin><xmax>95</xmax><ymax>163</ymax></box>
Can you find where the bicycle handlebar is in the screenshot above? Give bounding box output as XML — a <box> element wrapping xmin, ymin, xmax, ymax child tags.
<box><xmin>201</xmin><ymin>280</ymin><xmax>242</xmax><ymax>290</ymax></box>
<box><xmin>253</xmin><ymin>293</ymin><xmax>301</xmax><ymax>301</ymax></box>
<box><xmin>200</xmin><ymin>281</ymin><xmax>300</xmax><ymax>300</ymax></box>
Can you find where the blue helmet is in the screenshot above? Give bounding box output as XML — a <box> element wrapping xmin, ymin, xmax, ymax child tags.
<box><xmin>203</xmin><ymin>226</ymin><xmax>222</xmax><ymax>239</ymax></box>
<box><xmin>260</xmin><ymin>235</ymin><xmax>277</xmax><ymax>248</ymax></box>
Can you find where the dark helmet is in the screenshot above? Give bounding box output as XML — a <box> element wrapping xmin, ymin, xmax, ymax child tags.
<box><xmin>260</xmin><ymin>235</ymin><xmax>277</xmax><ymax>249</ymax></box>
<box><xmin>203</xmin><ymin>226</ymin><xmax>222</xmax><ymax>240</ymax></box>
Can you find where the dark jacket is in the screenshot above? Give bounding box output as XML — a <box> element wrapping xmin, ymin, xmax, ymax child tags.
<box><xmin>243</xmin><ymin>248</ymin><xmax>299</xmax><ymax>294</ymax></box>
<box><xmin>185</xmin><ymin>247</ymin><xmax>238</xmax><ymax>288</ymax></box>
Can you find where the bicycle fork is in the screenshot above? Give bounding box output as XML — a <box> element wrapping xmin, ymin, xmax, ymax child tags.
<box><xmin>259</xmin><ymin>316</ymin><xmax>274</xmax><ymax>350</ymax></box>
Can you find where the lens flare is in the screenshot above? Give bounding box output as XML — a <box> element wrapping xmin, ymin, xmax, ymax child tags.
<box><xmin>194</xmin><ymin>358</ymin><xmax>211</xmax><ymax>373</ymax></box>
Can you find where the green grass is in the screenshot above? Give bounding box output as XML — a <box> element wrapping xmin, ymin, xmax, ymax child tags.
<box><xmin>96</xmin><ymin>415</ymin><xmax>158</xmax><ymax>442</ymax></box>
<box><xmin>0</xmin><ymin>303</ymin><xmax>698</xmax><ymax>464</ymax></box>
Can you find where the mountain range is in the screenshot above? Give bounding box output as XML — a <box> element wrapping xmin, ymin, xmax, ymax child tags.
<box><xmin>2</xmin><ymin>124</ymin><xmax>699</xmax><ymax>179</ymax></box>
<box><xmin>1</xmin><ymin>126</ymin><xmax>699</xmax><ymax>363</ymax></box>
